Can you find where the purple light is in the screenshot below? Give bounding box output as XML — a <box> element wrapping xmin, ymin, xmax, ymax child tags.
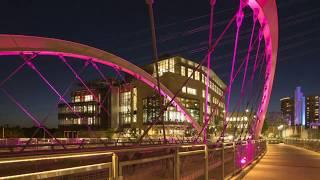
<box><xmin>240</xmin><ymin>157</ymin><xmax>247</xmax><ymax>164</ymax></box>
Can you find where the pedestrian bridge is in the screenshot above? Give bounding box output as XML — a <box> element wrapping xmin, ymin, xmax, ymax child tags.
<box><xmin>0</xmin><ymin>140</ymin><xmax>319</xmax><ymax>179</ymax></box>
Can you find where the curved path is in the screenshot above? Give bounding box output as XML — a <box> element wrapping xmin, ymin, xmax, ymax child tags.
<box><xmin>244</xmin><ymin>144</ymin><xmax>320</xmax><ymax>180</ymax></box>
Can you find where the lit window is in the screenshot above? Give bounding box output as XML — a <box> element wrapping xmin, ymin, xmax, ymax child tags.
<box><xmin>181</xmin><ymin>66</ymin><xmax>185</xmax><ymax>76</ymax></box>
<box><xmin>182</xmin><ymin>86</ymin><xmax>187</xmax><ymax>93</ymax></box>
<box><xmin>188</xmin><ymin>88</ymin><xmax>197</xmax><ymax>95</ymax></box>
<box><xmin>88</xmin><ymin>105</ymin><xmax>94</xmax><ymax>113</ymax></box>
<box><xmin>74</xmin><ymin>96</ymin><xmax>80</xmax><ymax>102</ymax></box>
<box><xmin>84</xmin><ymin>95</ymin><xmax>93</xmax><ymax>102</ymax></box>
<box><xmin>169</xmin><ymin>58</ymin><xmax>175</xmax><ymax>73</ymax></box>
<box><xmin>182</xmin><ymin>86</ymin><xmax>197</xmax><ymax>95</ymax></box>
<box><xmin>88</xmin><ymin>117</ymin><xmax>93</xmax><ymax>125</ymax></box>
<box><xmin>154</xmin><ymin>58</ymin><xmax>175</xmax><ymax>77</ymax></box>
<box><xmin>133</xmin><ymin>114</ymin><xmax>137</xmax><ymax>123</ymax></box>
<box><xmin>195</xmin><ymin>71</ymin><xmax>200</xmax><ymax>80</ymax></box>
<box><xmin>133</xmin><ymin>88</ymin><xmax>137</xmax><ymax>111</ymax></box>
<box><xmin>120</xmin><ymin>91</ymin><xmax>131</xmax><ymax>124</ymax></box>
<box><xmin>188</xmin><ymin>68</ymin><xmax>194</xmax><ymax>79</ymax></box>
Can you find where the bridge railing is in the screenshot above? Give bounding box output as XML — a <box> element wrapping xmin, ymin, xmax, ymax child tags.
<box><xmin>284</xmin><ymin>138</ymin><xmax>320</xmax><ymax>152</ymax></box>
<box><xmin>0</xmin><ymin>137</ymin><xmax>201</xmax><ymax>154</ymax></box>
<box><xmin>0</xmin><ymin>139</ymin><xmax>266</xmax><ymax>180</ymax></box>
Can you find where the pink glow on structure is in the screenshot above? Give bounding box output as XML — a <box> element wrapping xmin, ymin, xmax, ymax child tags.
<box><xmin>246</xmin><ymin>0</ymin><xmax>278</xmax><ymax>138</ymax></box>
<box><xmin>0</xmin><ymin>0</ymin><xmax>278</xmax><ymax>137</ymax></box>
<box><xmin>240</xmin><ymin>157</ymin><xmax>247</xmax><ymax>165</ymax></box>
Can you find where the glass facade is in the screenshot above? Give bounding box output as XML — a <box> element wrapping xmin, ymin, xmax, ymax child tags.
<box><xmin>58</xmin><ymin>88</ymin><xmax>104</xmax><ymax>127</ymax></box>
<box><xmin>120</xmin><ymin>91</ymin><xmax>132</xmax><ymax>124</ymax></box>
<box><xmin>154</xmin><ymin>58</ymin><xmax>175</xmax><ymax>77</ymax></box>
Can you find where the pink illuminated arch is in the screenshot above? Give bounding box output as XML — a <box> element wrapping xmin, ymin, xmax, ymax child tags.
<box><xmin>247</xmin><ymin>0</ymin><xmax>278</xmax><ymax>138</ymax></box>
<box><xmin>0</xmin><ymin>34</ymin><xmax>202</xmax><ymax>132</ymax></box>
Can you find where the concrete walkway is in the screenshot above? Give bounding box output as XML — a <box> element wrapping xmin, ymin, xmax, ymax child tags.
<box><xmin>244</xmin><ymin>144</ymin><xmax>320</xmax><ymax>180</ymax></box>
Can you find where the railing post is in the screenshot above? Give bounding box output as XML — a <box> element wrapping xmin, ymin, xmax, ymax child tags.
<box><xmin>222</xmin><ymin>143</ymin><xmax>225</xmax><ymax>180</ymax></box>
<box><xmin>233</xmin><ymin>142</ymin><xmax>236</xmax><ymax>175</ymax></box>
<box><xmin>204</xmin><ymin>145</ymin><xmax>209</xmax><ymax>180</ymax></box>
<box><xmin>175</xmin><ymin>147</ymin><xmax>180</xmax><ymax>180</ymax></box>
<box><xmin>112</xmin><ymin>153</ymin><xmax>119</xmax><ymax>180</ymax></box>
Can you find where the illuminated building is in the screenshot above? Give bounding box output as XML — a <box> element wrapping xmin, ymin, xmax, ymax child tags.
<box><xmin>294</xmin><ymin>87</ymin><xmax>305</xmax><ymax>126</ymax></box>
<box><xmin>58</xmin><ymin>56</ymin><xmax>226</xmax><ymax>138</ymax></box>
<box><xmin>226</xmin><ymin>112</ymin><xmax>250</xmax><ymax>136</ymax></box>
<box><xmin>280</xmin><ymin>97</ymin><xmax>294</xmax><ymax>126</ymax></box>
<box><xmin>121</xmin><ymin>56</ymin><xmax>226</xmax><ymax>137</ymax></box>
<box><xmin>280</xmin><ymin>87</ymin><xmax>320</xmax><ymax>129</ymax></box>
<box><xmin>58</xmin><ymin>80</ymin><xmax>119</xmax><ymax>138</ymax></box>
<box><xmin>305</xmin><ymin>95</ymin><xmax>320</xmax><ymax>128</ymax></box>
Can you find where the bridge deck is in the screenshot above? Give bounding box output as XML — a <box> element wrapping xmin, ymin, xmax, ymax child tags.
<box><xmin>244</xmin><ymin>144</ymin><xmax>320</xmax><ymax>180</ymax></box>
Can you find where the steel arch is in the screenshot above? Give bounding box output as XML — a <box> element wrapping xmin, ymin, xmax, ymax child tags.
<box><xmin>247</xmin><ymin>0</ymin><xmax>278</xmax><ymax>138</ymax></box>
<box><xmin>0</xmin><ymin>34</ymin><xmax>202</xmax><ymax>132</ymax></box>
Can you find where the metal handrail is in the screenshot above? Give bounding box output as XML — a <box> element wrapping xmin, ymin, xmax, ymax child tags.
<box><xmin>0</xmin><ymin>140</ymin><xmax>267</xmax><ymax>180</ymax></box>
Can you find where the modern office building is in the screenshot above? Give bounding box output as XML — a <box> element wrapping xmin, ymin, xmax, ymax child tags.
<box><xmin>119</xmin><ymin>56</ymin><xmax>227</xmax><ymax>137</ymax></box>
<box><xmin>305</xmin><ymin>95</ymin><xmax>320</xmax><ymax>128</ymax></box>
<box><xmin>58</xmin><ymin>80</ymin><xmax>119</xmax><ymax>138</ymax></box>
<box><xmin>58</xmin><ymin>56</ymin><xmax>227</xmax><ymax>138</ymax></box>
<box><xmin>280</xmin><ymin>97</ymin><xmax>294</xmax><ymax>126</ymax></box>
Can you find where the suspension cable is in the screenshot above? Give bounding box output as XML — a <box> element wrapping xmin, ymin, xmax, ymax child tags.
<box><xmin>204</xmin><ymin>0</ymin><xmax>216</xmax><ymax>143</ymax></box>
<box><xmin>224</xmin><ymin>4</ymin><xmax>245</xmax><ymax>141</ymax></box>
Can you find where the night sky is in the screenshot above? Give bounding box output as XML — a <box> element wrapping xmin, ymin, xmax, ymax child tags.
<box><xmin>0</xmin><ymin>0</ymin><xmax>320</xmax><ymax>127</ymax></box>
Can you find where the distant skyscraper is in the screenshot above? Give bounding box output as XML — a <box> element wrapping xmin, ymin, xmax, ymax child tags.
<box><xmin>305</xmin><ymin>95</ymin><xmax>320</xmax><ymax>128</ymax></box>
<box><xmin>280</xmin><ymin>87</ymin><xmax>320</xmax><ymax>129</ymax></box>
<box><xmin>280</xmin><ymin>97</ymin><xmax>294</xmax><ymax>126</ymax></box>
<box><xmin>294</xmin><ymin>87</ymin><xmax>305</xmax><ymax>126</ymax></box>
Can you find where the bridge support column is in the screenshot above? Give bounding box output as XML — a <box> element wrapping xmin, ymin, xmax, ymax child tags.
<box><xmin>174</xmin><ymin>148</ymin><xmax>180</xmax><ymax>180</ymax></box>
<box><xmin>112</xmin><ymin>153</ymin><xmax>119</xmax><ymax>179</ymax></box>
<box><xmin>204</xmin><ymin>145</ymin><xmax>208</xmax><ymax>180</ymax></box>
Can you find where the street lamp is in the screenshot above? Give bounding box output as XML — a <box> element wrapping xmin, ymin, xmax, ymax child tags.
<box><xmin>277</xmin><ymin>125</ymin><xmax>284</xmax><ymax>130</ymax></box>
<box><xmin>277</xmin><ymin>125</ymin><xmax>284</xmax><ymax>139</ymax></box>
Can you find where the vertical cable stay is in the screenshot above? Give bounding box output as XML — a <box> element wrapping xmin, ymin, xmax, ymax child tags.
<box><xmin>241</xmin><ymin>51</ymin><xmax>267</xmax><ymax>139</ymax></box>
<box><xmin>145</xmin><ymin>0</ymin><xmax>166</xmax><ymax>143</ymax></box>
<box><xmin>237</xmin><ymin>53</ymin><xmax>266</xmax><ymax>140</ymax></box>
<box><xmin>224</xmin><ymin>2</ymin><xmax>245</xmax><ymax>140</ymax></box>
<box><xmin>204</xmin><ymin>0</ymin><xmax>216</xmax><ymax>143</ymax></box>
<box><xmin>231</xmin><ymin>9</ymin><xmax>259</xmax><ymax>138</ymax></box>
